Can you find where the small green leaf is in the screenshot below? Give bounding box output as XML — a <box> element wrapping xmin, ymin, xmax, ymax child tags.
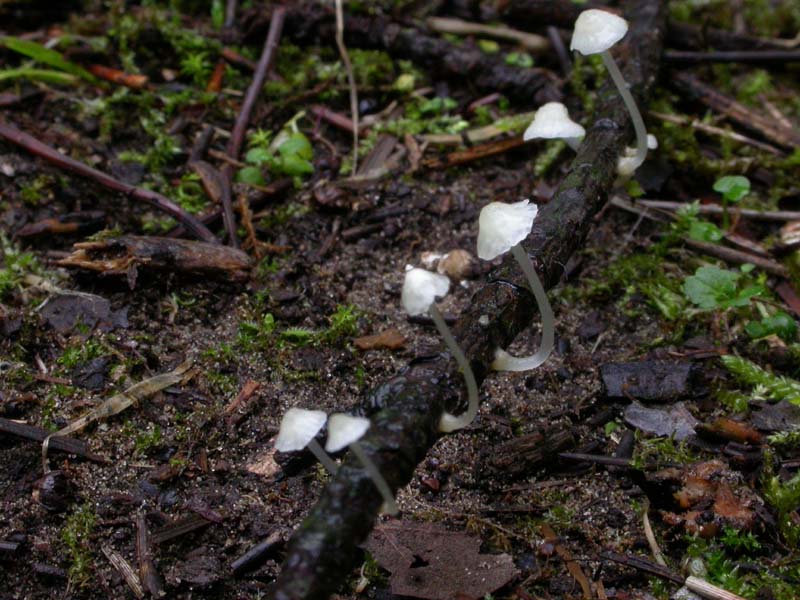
<box><xmin>1</xmin><ymin>36</ymin><xmax>98</xmax><ymax>83</ymax></box>
<box><xmin>0</xmin><ymin>67</ymin><xmax>78</xmax><ymax>85</ymax></box>
<box><xmin>277</xmin><ymin>154</ymin><xmax>314</xmax><ymax>176</ymax></box>
<box><xmin>713</xmin><ymin>175</ymin><xmax>750</xmax><ymax>203</ymax></box>
<box><xmin>683</xmin><ymin>266</ymin><xmax>740</xmax><ymax>309</ymax></box>
<box><xmin>746</xmin><ymin>311</ymin><xmax>797</xmax><ymax>342</ymax></box>
<box><xmin>504</xmin><ymin>51</ymin><xmax>534</xmax><ymax>68</ymax></box>
<box><xmin>688</xmin><ymin>220</ymin><xmax>723</xmax><ymax>243</ymax></box>
<box><xmin>235</xmin><ymin>166</ymin><xmax>266</xmax><ymax>186</ymax></box>
<box><xmin>278</xmin><ymin>132</ymin><xmax>313</xmax><ymax>160</ymax></box>
<box><xmin>245</xmin><ymin>147</ymin><xmax>273</xmax><ymax>166</ymax></box>
<box><xmin>477</xmin><ymin>39</ymin><xmax>499</xmax><ymax>53</ymax></box>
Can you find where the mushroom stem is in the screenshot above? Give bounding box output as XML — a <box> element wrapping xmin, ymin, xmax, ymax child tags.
<box><xmin>492</xmin><ymin>243</ymin><xmax>555</xmax><ymax>371</ymax></box>
<box><xmin>564</xmin><ymin>137</ymin><xmax>582</xmax><ymax>152</ymax></box>
<box><xmin>430</xmin><ymin>304</ymin><xmax>480</xmax><ymax>433</ymax></box>
<box><xmin>308</xmin><ymin>439</ymin><xmax>338</xmax><ymax>474</ymax></box>
<box><xmin>601</xmin><ymin>50</ymin><xmax>647</xmax><ymax>172</ymax></box>
<box><xmin>349</xmin><ymin>441</ymin><xmax>398</xmax><ymax>515</ymax></box>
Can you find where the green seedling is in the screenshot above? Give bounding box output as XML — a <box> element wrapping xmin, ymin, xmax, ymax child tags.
<box><xmin>745</xmin><ymin>310</ymin><xmax>797</xmax><ymax>342</ymax></box>
<box><xmin>713</xmin><ymin>175</ymin><xmax>750</xmax><ymax>229</ymax></box>
<box><xmin>675</xmin><ymin>201</ymin><xmax>723</xmax><ymax>243</ymax></box>
<box><xmin>683</xmin><ymin>265</ymin><xmax>765</xmax><ymax>310</ymax></box>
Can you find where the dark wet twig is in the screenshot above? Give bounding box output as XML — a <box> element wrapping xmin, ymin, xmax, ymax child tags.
<box><xmin>221</xmin><ymin>6</ymin><xmax>286</xmax><ymax>248</ymax></box>
<box><xmin>601</xmin><ymin>551</ymin><xmax>684</xmax><ymax>584</ymax></box>
<box><xmin>150</xmin><ymin>514</ymin><xmax>212</xmax><ymax>545</ymax></box>
<box><xmin>672</xmin><ymin>72</ymin><xmax>800</xmax><ymax>149</ymax></box>
<box><xmin>270</xmin><ymin>2</ymin><xmax>667</xmax><ymax>599</ymax></box>
<box><xmin>0</xmin><ymin>417</ymin><xmax>106</xmax><ymax>462</ymax></box>
<box><xmin>0</xmin><ymin>120</ymin><xmax>217</xmax><ymax>243</ymax></box>
<box><xmin>664</xmin><ymin>49</ymin><xmax>800</xmax><ymax>63</ymax></box>
<box><xmin>275</xmin><ymin>4</ymin><xmax>562</xmax><ymax>104</ymax></box>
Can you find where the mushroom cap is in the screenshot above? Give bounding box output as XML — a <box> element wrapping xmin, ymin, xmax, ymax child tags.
<box><xmin>477</xmin><ymin>200</ymin><xmax>538</xmax><ymax>261</ymax></box>
<box><xmin>523</xmin><ymin>102</ymin><xmax>585</xmax><ymax>142</ymax></box>
<box><xmin>275</xmin><ymin>408</ymin><xmax>327</xmax><ymax>452</ymax></box>
<box><xmin>570</xmin><ymin>9</ymin><xmax>628</xmax><ymax>55</ymax></box>
<box><xmin>401</xmin><ymin>267</ymin><xmax>450</xmax><ymax>316</ymax></box>
<box><xmin>325</xmin><ymin>413</ymin><xmax>370</xmax><ymax>453</ymax></box>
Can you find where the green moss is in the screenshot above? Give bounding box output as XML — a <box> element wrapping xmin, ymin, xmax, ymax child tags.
<box><xmin>57</xmin><ymin>339</ymin><xmax>105</xmax><ymax>369</ymax></box>
<box><xmin>61</xmin><ymin>503</ymin><xmax>97</xmax><ymax>589</ymax></box>
<box><xmin>134</xmin><ymin>425</ymin><xmax>163</xmax><ymax>455</ymax></box>
<box><xmin>0</xmin><ymin>234</ymin><xmax>42</xmax><ymax>301</ymax></box>
<box><xmin>632</xmin><ymin>435</ymin><xmax>698</xmax><ymax>468</ymax></box>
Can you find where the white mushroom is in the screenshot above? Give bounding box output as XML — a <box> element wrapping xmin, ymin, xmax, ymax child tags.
<box><xmin>572</xmin><ymin>9</ymin><xmax>648</xmax><ymax>174</ymax></box>
<box><xmin>523</xmin><ymin>102</ymin><xmax>586</xmax><ymax>151</ymax></box>
<box><xmin>326</xmin><ymin>413</ymin><xmax>398</xmax><ymax>515</ymax></box>
<box><xmin>477</xmin><ymin>200</ymin><xmax>555</xmax><ymax>373</ymax></box>
<box><xmin>402</xmin><ymin>267</ymin><xmax>479</xmax><ymax>434</ymax></box>
<box><xmin>275</xmin><ymin>408</ymin><xmax>337</xmax><ymax>474</ymax></box>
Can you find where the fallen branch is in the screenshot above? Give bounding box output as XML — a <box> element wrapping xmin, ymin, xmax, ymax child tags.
<box><xmin>0</xmin><ymin>121</ymin><xmax>216</xmax><ymax>243</ymax></box>
<box><xmin>426</xmin><ymin>16</ymin><xmax>549</xmax><ymax>52</ymax></box>
<box><xmin>671</xmin><ymin>72</ymin><xmax>800</xmax><ymax>149</ymax></box>
<box><xmin>272</xmin><ymin>4</ymin><xmax>562</xmax><ymax>104</ymax></box>
<box><xmin>269</xmin><ymin>2</ymin><xmax>667</xmax><ymax>599</ymax></box>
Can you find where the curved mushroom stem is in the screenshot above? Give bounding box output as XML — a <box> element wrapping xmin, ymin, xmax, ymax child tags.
<box><xmin>564</xmin><ymin>137</ymin><xmax>583</xmax><ymax>152</ymax></box>
<box><xmin>601</xmin><ymin>50</ymin><xmax>647</xmax><ymax>172</ymax></box>
<box><xmin>430</xmin><ymin>304</ymin><xmax>480</xmax><ymax>433</ymax></box>
<box><xmin>349</xmin><ymin>441</ymin><xmax>398</xmax><ymax>515</ymax></box>
<box><xmin>308</xmin><ymin>439</ymin><xmax>338</xmax><ymax>475</ymax></box>
<box><xmin>491</xmin><ymin>243</ymin><xmax>555</xmax><ymax>372</ymax></box>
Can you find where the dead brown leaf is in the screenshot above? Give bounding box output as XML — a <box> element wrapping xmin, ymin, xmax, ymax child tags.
<box><xmin>364</xmin><ymin>521</ymin><xmax>518</xmax><ymax>600</ymax></box>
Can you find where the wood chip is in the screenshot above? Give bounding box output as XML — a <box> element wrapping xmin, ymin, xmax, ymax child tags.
<box><xmin>354</xmin><ymin>329</ymin><xmax>406</xmax><ymax>351</ymax></box>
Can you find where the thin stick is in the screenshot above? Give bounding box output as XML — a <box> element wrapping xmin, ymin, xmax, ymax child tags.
<box><xmin>0</xmin><ymin>120</ymin><xmax>216</xmax><ymax>243</ymax></box>
<box><xmin>649</xmin><ymin>110</ymin><xmax>783</xmax><ymax>155</ymax></box>
<box><xmin>636</xmin><ymin>198</ymin><xmax>800</xmax><ymax>222</ymax></box>
<box><xmin>222</xmin><ymin>6</ymin><xmax>286</xmax><ymax>247</ymax></box>
<box><xmin>102</xmin><ymin>545</ymin><xmax>145</xmax><ymax>599</ymax></box>
<box><xmin>641</xmin><ymin>499</ymin><xmax>667</xmax><ymax>566</ymax></box>
<box><xmin>664</xmin><ymin>49</ymin><xmax>800</xmax><ymax>63</ymax></box>
<box><xmin>426</xmin><ymin>16</ymin><xmax>549</xmax><ymax>52</ymax></box>
<box><xmin>610</xmin><ymin>196</ymin><xmax>789</xmax><ymax>277</ymax></box>
<box><xmin>685</xmin><ymin>576</ymin><xmax>747</xmax><ymax>600</ymax></box>
<box><xmin>334</xmin><ymin>0</ymin><xmax>359</xmax><ymax>175</ymax></box>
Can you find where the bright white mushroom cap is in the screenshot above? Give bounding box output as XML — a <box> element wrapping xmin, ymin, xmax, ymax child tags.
<box><xmin>477</xmin><ymin>200</ymin><xmax>538</xmax><ymax>261</ymax></box>
<box><xmin>275</xmin><ymin>408</ymin><xmax>328</xmax><ymax>452</ymax></box>
<box><xmin>325</xmin><ymin>413</ymin><xmax>370</xmax><ymax>453</ymax></box>
<box><xmin>571</xmin><ymin>9</ymin><xmax>629</xmax><ymax>55</ymax></box>
<box><xmin>523</xmin><ymin>102</ymin><xmax>585</xmax><ymax>142</ymax></box>
<box><xmin>401</xmin><ymin>267</ymin><xmax>450</xmax><ymax>316</ymax></box>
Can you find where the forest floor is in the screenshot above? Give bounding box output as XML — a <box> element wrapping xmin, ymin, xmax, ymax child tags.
<box><xmin>1</xmin><ymin>1</ymin><xmax>800</xmax><ymax>599</ymax></box>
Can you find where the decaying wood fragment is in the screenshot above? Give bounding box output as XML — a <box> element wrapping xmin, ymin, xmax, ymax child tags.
<box><xmin>136</xmin><ymin>513</ymin><xmax>165</xmax><ymax>598</ymax></box>
<box><xmin>672</xmin><ymin>72</ymin><xmax>800</xmax><ymax>149</ymax></box>
<box><xmin>477</xmin><ymin>427</ymin><xmax>575</xmax><ymax>482</ymax></box>
<box><xmin>57</xmin><ymin>236</ymin><xmax>252</xmax><ymax>284</ymax></box>
<box><xmin>101</xmin><ymin>544</ymin><xmax>145</xmax><ymax>599</ymax></box>
<box><xmin>150</xmin><ymin>514</ymin><xmax>212</xmax><ymax>545</ymax></box>
<box><xmin>41</xmin><ymin>361</ymin><xmax>195</xmax><ymax>473</ymax></box>
<box><xmin>0</xmin><ymin>417</ymin><xmax>105</xmax><ymax>462</ymax></box>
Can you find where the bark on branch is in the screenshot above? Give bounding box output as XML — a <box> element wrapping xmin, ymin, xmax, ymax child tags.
<box><xmin>270</xmin><ymin>2</ymin><xmax>667</xmax><ymax>599</ymax></box>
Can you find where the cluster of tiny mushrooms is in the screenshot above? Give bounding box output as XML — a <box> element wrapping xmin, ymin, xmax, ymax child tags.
<box><xmin>274</xmin><ymin>9</ymin><xmax>649</xmax><ymax>514</ymax></box>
